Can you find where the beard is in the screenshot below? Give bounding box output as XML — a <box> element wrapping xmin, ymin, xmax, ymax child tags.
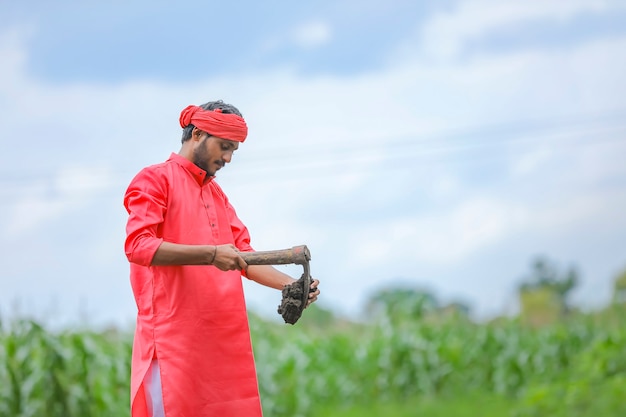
<box><xmin>192</xmin><ymin>138</ymin><xmax>217</xmax><ymax>177</ymax></box>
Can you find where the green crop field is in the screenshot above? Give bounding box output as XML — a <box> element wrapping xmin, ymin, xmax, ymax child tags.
<box><xmin>1</xmin><ymin>305</ymin><xmax>625</xmax><ymax>417</ymax></box>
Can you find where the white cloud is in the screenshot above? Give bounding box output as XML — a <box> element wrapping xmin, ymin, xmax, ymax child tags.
<box><xmin>0</xmin><ymin>25</ymin><xmax>32</xmax><ymax>84</ymax></box>
<box><xmin>1</xmin><ymin>2</ymin><xmax>626</xmax><ymax>323</ymax></box>
<box><xmin>292</xmin><ymin>21</ymin><xmax>332</xmax><ymax>48</ymax></box>
<box><xmin>5</xmin><ymin>183</ymin><xmax>71</xmax><ymax>237</ymax></box>
<box><xmin>347</xmin><ymin>197</ymin><xmax>529</xmax><ymax>267</ymax></box>
<box><xmin>256</xmin><ymin>20</ymin><xmax>333</xmax><ymax>57</ymax></box>
<box><xmin>55</xmin><ymin>165</ymin><xmax>114</xmax><ymax>195</ymax></box>
<box><xmin>511</xmin><ymin>145</ymin><xmax>553</xmax><ymax>177</ymax></box>
<box><xmin>4</xmin><ymin>165</ymin><xmax>115</xmax><ymax>236</ymax></box>
<box><xmin>394</xmin><ymin>0</ymin><xmax>624</xmax><ymax>62</ymax></box>
<box><xmin>2</xmin><ymin>22</ymin><xmax>624</xmax><ymax>243</ymax></box>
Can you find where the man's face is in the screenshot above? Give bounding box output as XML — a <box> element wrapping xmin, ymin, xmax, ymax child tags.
<box><xmin>193</xmin><ymin>133</ymin><xmax>239</xmax><ymax>177</ymax></box>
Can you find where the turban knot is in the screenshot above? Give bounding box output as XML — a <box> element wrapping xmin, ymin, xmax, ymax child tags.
<box><xmin>179</xmin><ymin>105</ymin><xmax>248</xmax><ymax>142</ymax></box>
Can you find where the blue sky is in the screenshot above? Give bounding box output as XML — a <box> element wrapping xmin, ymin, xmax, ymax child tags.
<box><xmin>1</xmin><ymin>0</ymin><xmax>626</xmax><ymax>328</ymax></box>
<box><xmin>1</xmin><ymin>1</ymin><xmax>442</xmax><ymax>81</ymax></box>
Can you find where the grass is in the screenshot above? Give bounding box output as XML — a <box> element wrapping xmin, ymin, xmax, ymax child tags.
<box><xmin>311</xmin><ymin>392</ymin><xmax>517</xmax><ymax>417</ymax></box>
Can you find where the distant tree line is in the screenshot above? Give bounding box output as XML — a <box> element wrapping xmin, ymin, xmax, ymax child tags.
<box><xmin>353</xmin><ymin>255</ymin><xmax>626</xmax><ymax>327</ymax></box>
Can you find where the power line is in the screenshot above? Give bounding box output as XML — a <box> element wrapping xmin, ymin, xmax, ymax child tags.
<box><xmin>0</xmin><ymin>113</ymin><xmax>624</xmax><ymax>193</ymax></box>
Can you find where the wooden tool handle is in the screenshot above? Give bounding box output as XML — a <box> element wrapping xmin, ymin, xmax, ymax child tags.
<box><xmin>239</xmin><ymin>245</ymin><xmax>311</xmax><ymax>266</ymax></box>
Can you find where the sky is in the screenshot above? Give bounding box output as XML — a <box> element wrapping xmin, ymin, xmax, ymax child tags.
<box><xmin>1</xmin><ymin>0</ymin><xmax>626</xmax><ymax>329</ymax></box>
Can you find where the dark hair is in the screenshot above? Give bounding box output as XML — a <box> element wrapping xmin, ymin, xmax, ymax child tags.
<box><xmin>181</xmin><ymin>100</ymin><xmax>244</xmax><ymax>143</ymax></box>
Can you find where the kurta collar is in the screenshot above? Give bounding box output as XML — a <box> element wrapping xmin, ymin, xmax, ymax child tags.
<box><xmin>168</xmin><ymin>152</ymin><xmax>214</xmax><ymax>186</ymax></box>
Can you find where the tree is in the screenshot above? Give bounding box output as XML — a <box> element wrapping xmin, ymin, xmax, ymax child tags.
<box><xmin>518</xmin><ymin>256</ymin><xmax>580</xmax><ymax>325</ymax></box>
<box><xmin>612</xmin><ymin>267</ymin><xmax>626</xmax><ymax>304</ymax></box>
<box><xmin>365</xmin><ymin>286</ymin><xmax>438</xmax><ymax>322</ymax></box>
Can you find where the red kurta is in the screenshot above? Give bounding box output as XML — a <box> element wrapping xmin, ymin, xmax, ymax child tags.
<box><xmin>124</xmin><ymin>153</ymin><xmax>263</xmax><ymax>417</ymax></box>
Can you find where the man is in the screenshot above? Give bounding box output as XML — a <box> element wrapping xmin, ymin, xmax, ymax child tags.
<box><xmin>123</xmin><ymin>100</ymin><xmax>320</xmax><ymax>417</ymax></box>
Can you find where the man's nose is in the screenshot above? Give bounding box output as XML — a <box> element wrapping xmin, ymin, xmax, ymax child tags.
<box><xmin>222</xmin><ymin>151</ymin><xmax>234</xmax><ymax>163</ymax></box>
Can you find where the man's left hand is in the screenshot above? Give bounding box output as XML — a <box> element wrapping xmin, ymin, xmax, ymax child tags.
<box><xmin>306</xmin><ymin>278</ymin><xmax>320</xmax><ymax>307</ymax></box>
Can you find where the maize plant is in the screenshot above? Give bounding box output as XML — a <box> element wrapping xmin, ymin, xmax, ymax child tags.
<box><xmin>1</xmin><ymin>309</ymin><xmax>625</xmax><ymax>417</ymax></box>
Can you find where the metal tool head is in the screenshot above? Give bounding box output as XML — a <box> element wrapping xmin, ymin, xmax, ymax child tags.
<box><xmin>292</xmin><ymin>244</ymin><xmax>311</xmax><ymax>277</ymax></box>
<box><xmin>239</xmin><ymin>245</ymin><xmax>313</xmax><ymax>324</ymax></box>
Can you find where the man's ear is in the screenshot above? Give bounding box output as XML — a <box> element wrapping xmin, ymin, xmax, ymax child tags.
<box><xmin>192</xmin><ymin>127</ymin><xmax>204</xmax><ymax>142</ymax></box>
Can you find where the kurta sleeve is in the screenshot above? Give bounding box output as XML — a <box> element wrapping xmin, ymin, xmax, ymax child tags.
<box><xmin>124</xmin><ymin>167</ymin><xmax>167</xmax><ymax>266</ymax></box>
<box><xmin>227</xmin><ymin>200</ymin><xmax>254</xmax><ymax>279</ymax></box>
<box><xmin>227</xmin><ymin>199</ymin><xmax>254</xmax><ymax>253</ymax></box>
<box><xmin>210</xmin><ymin>181</ymin><xmax>254</xmax><ymax>253</ymax></box>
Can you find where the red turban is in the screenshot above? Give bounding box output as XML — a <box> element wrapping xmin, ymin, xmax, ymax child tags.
<box><xmin>179</xmin><ymin>105</ymin><xmax>248</xmax><ymax>143</ymax></box>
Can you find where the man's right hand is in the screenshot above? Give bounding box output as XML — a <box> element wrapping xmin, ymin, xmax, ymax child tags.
<box><xmin>211</xmin><ymin>244</ymin><xmax>248</xmax><ymax>272</ymax></box>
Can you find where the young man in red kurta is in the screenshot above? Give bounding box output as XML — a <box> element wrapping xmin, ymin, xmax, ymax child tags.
<box><xmin>124</xmin><ymin>100</ymin><xmax>320</xmax><ymax>417</ymax></box>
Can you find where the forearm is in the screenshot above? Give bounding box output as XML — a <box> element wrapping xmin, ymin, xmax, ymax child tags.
<box><xmin>151</xmin><ymin>241</ymin><xmax>217</xmax><ymax>266</ymax></box>
<box><xmin>246</xmin><ymin>265</ymin><xmax>295</xmax><ymax>290</ymax></box>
